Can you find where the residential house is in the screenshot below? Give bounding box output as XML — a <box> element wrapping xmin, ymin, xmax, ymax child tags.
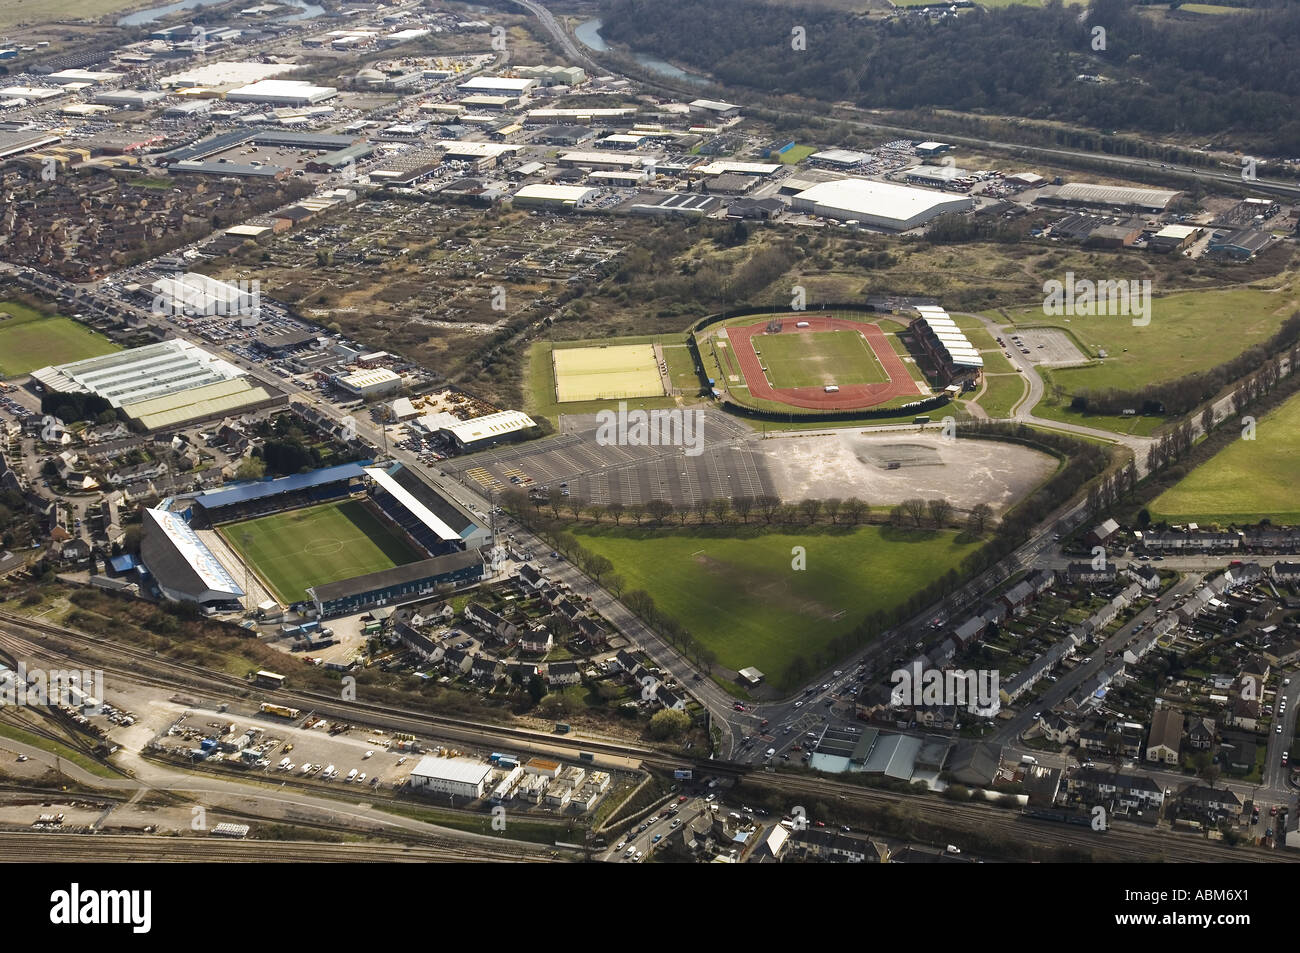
<box><xmin>1145</xmin><ymin>707</ymin><xmax>1183</xmax><ymax>765</ymax></box>
<box><xmin>1066</xmin><ymin>767</ymin><xmax>1165</xmax><ymax>811</ymax></box>
<box><xmin>470</xmin><ymin>655</ymin><xmax>502</xmax><ymax>683</ymax></box>
<box><xmin>575</xmin><ymin>616</ymin><xmax>610</xmax><ymax>647</ymax></box>
<box><xmin>519</xmin><ymin>623</ymin><xmax>553</xmax><ymax>655</ymax></box>
<box><xmin>1041</xmin><ymin>714</ymin><xmax>1080</xmax><ymax>745</ymax></box>
<box><xmin>517</xmin><ymin>563</ymin><xmax>545</xmax><ymax>590</ymax></box>
<box><xmin>1176</xmin><ymin>784</ymin><xmax>1242</xmax><ymax>823</ymax></box>
<box><xmin>655</xmin><ymin>685</ymin><xmax>686</xmax><ymax>711</ymax></box>
<box><xmin>547</xmin><ymin>660</ymin><xmax>581</xmax><ymax>686</ymax></box>
<box><xmin>107</xmin><ymin>460</ymin><xmax>169</xmax><ymax>486</ymax></box>
<box><xmin>1271</xmin><ymin>562</ymin><xmax>1300</xmax><ymax>585</ymax></box>
<box><xmin>1087</xmin><ymin>518</ymin><xmax>1120</xmax><ymax>547</ymax></box>
<box><xmin>441</xmin><ymin>647</ymin><xmax>472</xmax><ymax>675</ymax></box>
<box><xmin>1186</xmin><ymin>717</ymin><xmax>1216</xmax><ymax>751</ymax></box>
<box><xmin>1068</xmin><ymin>562</ymin><xmax>1116</xmax><ymax>585</ymax></box>
<box><xmin>1001</xmin><ymin>579</ymin><xmax>1037</xmax><ymax>616</ymax></box>
<box><xmin>395</xmin><ymin>621</ymin><xmax>442</xmax><ymax>661</ymax></box>
<box><xmin>1126</xmin><ymin>565</ymin><xmax>1161</xmax><ymax>592</ymax></box>
<box><xmin>951</xmin><ymin>616</ymin><xmax>985</xmax><ymax>648</ymax></box>
<box><xmin>1139</xmin><ymin>529</ymin><xmax>1242</xmax><ymax>553</ymax></box>
<box><xmin>464</xmin><ymin>602</ymin><xmax>520</xmax><ymax>644</ymax></box>
<box><xmin>1218</xmin><ymin>731</ymin><xmax>1257</xmax><ymax>773</ymax></box>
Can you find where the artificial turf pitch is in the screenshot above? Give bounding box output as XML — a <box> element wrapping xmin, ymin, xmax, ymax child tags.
<box><xmin>219</xmin><ymin>499</ymin><xmax>422</xmax><ymax>604</ymax></box>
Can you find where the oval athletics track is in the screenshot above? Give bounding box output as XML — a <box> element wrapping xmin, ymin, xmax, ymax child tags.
<box><xmin>726</xmin><ymin>316</ymin><xmax>921</xmax><ymax>411</ymax></box>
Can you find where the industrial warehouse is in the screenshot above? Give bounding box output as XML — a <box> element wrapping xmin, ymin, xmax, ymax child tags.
<box><xmin>789</xmin><ymin>178</ymin><xmax>976</xmax><ymax>230</ymax></box>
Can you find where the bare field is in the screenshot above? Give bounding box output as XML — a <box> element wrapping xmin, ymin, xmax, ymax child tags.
<box><xmin>761</xmin><ymin>430</ymin><xmax>1057</xmax><ymax>513</ymax></box>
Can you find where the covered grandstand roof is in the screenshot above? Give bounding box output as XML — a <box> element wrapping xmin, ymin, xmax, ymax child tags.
<box><xmin>140</xmin><ymin>507</ymin><xmax>243</xmax><ymax>602</ymax></box>
<box><xmin>308</xmin><ymin>549</ymin><xmax>482</xmax><ymax>604</ymax></box>
<box><xmin>195</xmin><ymin>462</ymin><xmax>369</xmax><ymax>512</ymax></box>
<box><xmin>364</xmin><ymin>466</ymin><xmax>464</xmax><ymax>542</ymax></box>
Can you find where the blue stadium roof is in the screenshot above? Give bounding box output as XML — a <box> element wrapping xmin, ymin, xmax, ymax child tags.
<box><xmin>195</xmin><ymin>462</ymin><xmax>370</xmax><ymax>510</ymax></box>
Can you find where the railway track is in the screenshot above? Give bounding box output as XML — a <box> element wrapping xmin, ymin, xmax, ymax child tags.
<box><xmin>6</xmin><ymin>611</ymin><xmax>1287</xmax><ymax>863</ymax></box>
<box><xmin>739</xmin><ymin>773</ymin><xmax>1296</xmax><ymax>864</ymax></box>
<box><xmin>0</xmin><ymin>831</ymin><xmax>554</xmax><ymax>863</ymax></box>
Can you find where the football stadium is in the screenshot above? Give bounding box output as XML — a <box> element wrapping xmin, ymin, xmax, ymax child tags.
<box><xmin>140</xmin><ymin>462</ymin><xmax>490</xmax><ymax>617</ymax></box>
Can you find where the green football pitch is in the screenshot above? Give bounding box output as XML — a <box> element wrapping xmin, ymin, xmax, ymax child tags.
<box><xmin>219</xmin><ymin>499</ymin><xmax>423</xmax><ymax>604</ymax></box>
<box><xmin>0</xmin><ymin>301</ymin><xmax>119</xmax><ymax>377</ymax></box>
<box><xmin>753</xmin><ymin>329</ymin><xmax>887</xmax><ymax>388</ymax></box>
<box><xmin>1150</xmin><ymin>390</ymin><xmax>1300</xmax><ymax>525</ymax></box>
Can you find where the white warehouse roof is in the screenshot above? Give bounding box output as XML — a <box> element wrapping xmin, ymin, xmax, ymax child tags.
<box><xmin>441</xmin><ymin>410</ymin><xmax>535</xmax><ymax>445</ymax></box>
<box><xmin>410</xmin><ymin>756</ymin><xmax>493</xmax><ymax>786</ymax></box>
<box><xmin>513</xmin><ymin>183</ymin><xmax>598</xmax><ymax>205</ymax></box>
<box><xmin>457</xmin><ymin>76</ymin><xmax>536</xmax><ymax>93</ymax></box>
<box><xmin>226</xmin><ymin>79</ymin><xmax>337</xmax><ymax>104</ymax></box>
<box><xmin>791</xmin><ymin>178</ymin><xmax>974</xmax><ymax>230</ymax></box>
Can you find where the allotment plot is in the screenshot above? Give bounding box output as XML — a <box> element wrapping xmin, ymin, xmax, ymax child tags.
<box><xmin>553</xmin><ymin>343</ymin><xmax>665</xmax><ymax>402</ymax></box>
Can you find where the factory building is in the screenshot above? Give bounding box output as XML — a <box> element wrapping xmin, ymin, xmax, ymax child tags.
<box><xmin>1037</xmin><ymin>183</ymin><xmax>1181</xmax><ymax>214</ymax></box>
<box><xmin>512</xmin><ymin>183</ymin><xmax>599</xmax><ymax>209</ymax></box>
<box><xmin>334</xmin><ymin>368</ymin><xmax>402</xmax><ymax>399</ymax></box>
<box><xmin>456</xmin><ymin>75</ymin><xmax>536</xmax><ymax>98</ymax></box>
<box><xmin>225</xmin><ymin>79</ymin><xmax>337</xmax><ymax>106</ymax></box>
<box><xmin>408</xmin><ymin>756</ymin><xmax>493</xmax><ymax>799</ymax></box>
<box><xmin>791</xmin><ymin>178</ymin><xmax>974</xmax><ymax>230</ymax></box>
<box><xmin>438</xmin><ymin>410</ymin><xmax>537</xmax><ymax>452</ymax></box>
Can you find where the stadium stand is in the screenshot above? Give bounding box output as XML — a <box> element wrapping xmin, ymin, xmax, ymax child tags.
<box><xmin>190</xmin><ymin>462</ymin><xmax>370</xmax><ymax>525</ymax></box>
<box><xmin>364</xmin><ymin>464</ymin><xmax>491</xmax><ymax>555</ymax></box>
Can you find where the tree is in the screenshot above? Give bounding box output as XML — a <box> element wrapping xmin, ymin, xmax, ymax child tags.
<box><xmin>646</xmin><ymin>498</ymin><xmax>674</xmax><ymax>525</ymax></box>
<box><xmin>799</xmin><ymin>498</ymin><xmax>822</xmax><ymax>524</ymax></box>
<box><xmin>756</xmin><ymin>494</ymin><xmax>781</xmax><ymax>524</ymax></box>
<box><xmin>648</xmin><ymin>707</ymin><xmax>691</xmax><ymax>740</ymax></box>
<box><xmin>732</xmin><ymin>496</ymin><xmax>754</xmax><ymax>523</ymax></box>
<box><xmin>824</xmin><ymin>497</ymin><xmax>842</xmax><ymax>524</ymax></box>
<box><xmin>709</xmin><ymin>497</ymin><xmax>730</xmax><ymax>524</ymax></box>
<box><xmin>607</xmin><ymin>501</ymin><xmax>625</xmax><ymax>525</ymax></box>
<box><xmin>586</xmin><ymin>554</ymin><xmax>613</xmax><ymax>581</ymax></box>
<box><xmin>693</xmin><ymin>499</ymin><xmax>711</xmax><ymax>525</ymax></box>
<box><xmin>235</xmin><ymin>456</ymin><xmax>266</xmax><ymax>481</ymax></box>
<box><xmin>842</xmin><ymin>497</ymin><xmax>867</xmax><ymax>524</ymax></box>
<box><xmin>627</xmin><ymin>503</ymin><xmax>645</xmax><ymax>525</ymax></box>
<box><xmin>548</xmin><ymin>487</ymin><xmax>563</xmax><ymax>519</ymax></box>
<box><xmin>565</xmin><ymin>496</ymin><xmax>586</xmax><ymax>521</ymax></box>
<box><xmin>927</xmin><ymin>498</ymin><xmax>953</xmax><ymax>528</ymax></box>
<box><xmin>902</xmin><ymin>498</ymin><xmax>927</xmax><ymax>527</ymax></box>
<box><xmin>604</xmin><ymin>573</ymin><xmax>625</xmax><ymax>596</ymax></box>
<box><xmin>527</xmin><ymin>675</ymin><xmax>547</xmax><ymax>705</ymax></box>
<box><xmin>966</xmin><ymin>502</ymin><xmax>992</xmax><ymax>536</ymax></box>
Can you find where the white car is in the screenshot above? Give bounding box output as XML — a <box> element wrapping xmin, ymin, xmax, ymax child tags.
<box><xmin>363</xmin><ymin>750</ymin><xmax>374</xmax><ymax>760</ymax></box>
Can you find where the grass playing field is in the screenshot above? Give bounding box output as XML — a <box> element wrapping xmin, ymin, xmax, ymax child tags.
<box><xmin>1149</xmin><ymin>390</ymin><xmax>1300</xmax><ymax>525</ymax></box>
<box><xmin>0</xmin><ymin>301</ymin><xmax>119</xmax><ymax>377</ymax></box>
<box><xmin>574</xmin><ymin>524</ymin><xmax>975</xmax><ymax>689</ymax></box>
<box><xmin>990</xmin><ymin>283</ymin><xmax>1300</xmax><ymax>397</ymax></box>
<box><xmin>220</xmin><ymin>499</ymin><xmax>422</xmax><ymax>604</ymax></box>
<box><xmin>754</xmin><ymin>329</ymin><xmax>887</xmax><ymax>388</ymax></box>
<box><xmin>552</xmin><ymin>343</ymin><xmax>666</xmax><ymax>403</ymax></box>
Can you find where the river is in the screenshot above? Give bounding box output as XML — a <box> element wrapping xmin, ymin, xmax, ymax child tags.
<box><xmin>118</xmin><ymin>0</ymin><xmax>325</xmax><ymax>27</ymax></box>
<box><xmin>574</xmin><ymin>18</ymin><xmax>709</xmax><ymax>86</ymax></box>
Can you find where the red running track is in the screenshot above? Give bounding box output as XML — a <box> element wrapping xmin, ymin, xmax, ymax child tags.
<box><xmin>725</xmin><ymin>316</ymin><xmax>922</xmax><ymax>411</ymax></box>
